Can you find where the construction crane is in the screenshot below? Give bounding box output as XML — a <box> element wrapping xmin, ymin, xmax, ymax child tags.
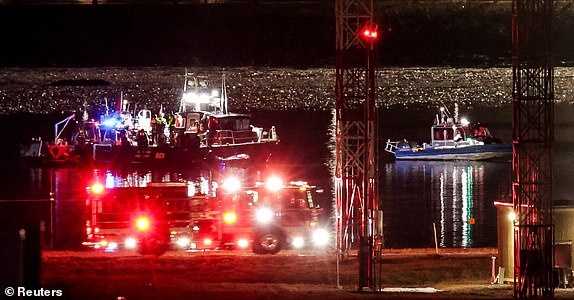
<box><xmin>511</xmin><ymin>0</ymin><xmax>555</xmax><ymax>298</ymax></box>
<box><xmin>334</xmin><ymin>0</ymin><xmax>382</xmax><ymax>291</ymax></box>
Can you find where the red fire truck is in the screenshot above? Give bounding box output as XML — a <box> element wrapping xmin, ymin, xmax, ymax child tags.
<box><xmin>82</xmin><ymin>176</ymin><xmax>330</xmax><ymax>255</ymax></box>
<box><xmin>216</xmin><ymin>176</ymin><xmax>330</xmax><ymax>254</ymax></box>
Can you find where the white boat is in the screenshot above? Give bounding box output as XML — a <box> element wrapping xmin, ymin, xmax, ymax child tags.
<box><xmin>385</xmin><ymin>106</ymin><xmax>511</xmax><ymax>161</ymax></box>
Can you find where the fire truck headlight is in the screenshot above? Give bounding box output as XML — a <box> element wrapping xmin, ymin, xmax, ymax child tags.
<box><xmin>222</xmin><ymin>177</ymin><xmax>241</xmax><ymax>193</ymax></box>
<box><xmin>176</xmin><ymin>237</ymin><xmax>191</xmax><ymax>248</ymax></box>
<box><xmin>125</xmin><ymin>237</ymin><xmax>137</xmax><ymax>249</ymax></box>
<box><xmin>265</xmin><ymin>176</ymin><xmax>283</xmax><ymax>191</ymax></box>
<box><xmin>292</xmin><ymin>237</ymin><xmax>305</xmax><ymax>249</ymax></box>
<box><xmin>237</xmin><ymin>239</ymin><xmax>249</xmax><ymax>249</ymax></box>
<box><xmin>255</xmin><ymin>207</ymin><xmax>273</xmax><ymax>224</ymax></box>
<box><xmin>313</xmin><ymin>228</ymin><xmax>330</xmax><ymax>247</ymax></box>
<box><xmin>107</xmin><ymin>242</ymin><xmax>118</xmax><ymax>250</ymax></box>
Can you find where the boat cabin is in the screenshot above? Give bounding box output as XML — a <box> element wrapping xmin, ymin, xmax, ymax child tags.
<box><xmin>431</xmin><ymin>118</ymin><xmax>495</xmax><ymax>147</ymax></box>
<box><xmin>431</xmin><ymin>121</ymin><xmax>467</xmax><ymax>147</ymax></box>
<box><xmin>181</xmin><ymin>112</ymin><xmax>259</xmax><ymax>145</ymax></box>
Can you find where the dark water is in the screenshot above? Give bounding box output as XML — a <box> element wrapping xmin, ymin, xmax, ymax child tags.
<box><xmin>2</xmin><ymin>67</ymin><xmax>574</xmax><ymax>250</ymax></box>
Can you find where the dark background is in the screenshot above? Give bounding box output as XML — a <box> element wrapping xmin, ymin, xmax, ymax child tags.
<box><xmin>2</xmin><ymin>1</ymin><xmax>574</xmax><ymax>67</ymax></box>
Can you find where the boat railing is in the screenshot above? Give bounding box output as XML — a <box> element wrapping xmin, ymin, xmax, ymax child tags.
<box><xmin>212</xmin><ymin>127</ymin><xmax>278</xmax><ymax>145</ymax></box>
<box><xmin>213</xmin><ymin>130</ymin><xmax>258</xmax><ymax>145</ymax></box>
<box><xmin>385</xmin><ymin>139</ymin><xmax>399</xmax><ymax>154</ymax></box>
<box><xmin>214</xmin><ymin>130</ymin><xmax>235</xmax><ymax>145</ymax></box>
<box><xmin>432</xmin><ymin>140</ymin><xmax>457</xmax><ymax>148</ymax></box>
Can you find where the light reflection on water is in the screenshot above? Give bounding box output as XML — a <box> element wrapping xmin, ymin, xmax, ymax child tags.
<box><xmin>381</xmin><ymin>160</ymin><xmax>511</xmax><ymax>249</ymax></box>
<box><xmin>3</xmin><ymin>66</ymin><xmax>574</xmax><ymax>114</ymax></box>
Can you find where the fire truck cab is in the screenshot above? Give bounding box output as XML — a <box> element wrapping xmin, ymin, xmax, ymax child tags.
<box><xmin>217</xmin><ymin>177</ymin><xmax>330</xmax><ymax>254</ymax></box>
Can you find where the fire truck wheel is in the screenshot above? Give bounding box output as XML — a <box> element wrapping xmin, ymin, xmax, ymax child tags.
<box><xmin>137</xmin><ymin>238</ymin><xmax>169</xmax><ymax>256</ymax></box>
<box><xmin>252</xmin><ymin>230</ymin><xmax>282</xmax><ymax>255</ymax></box>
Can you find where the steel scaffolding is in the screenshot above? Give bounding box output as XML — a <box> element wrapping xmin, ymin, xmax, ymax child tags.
<box><xmin>335</xmin><ymin>0</ymin><xmax>382</xmax><ymax>291</ymax></box>
<box><xmin>511</xmin><ymin>0</ymin><xmax>554</xmax><ymax>298</ymax></box>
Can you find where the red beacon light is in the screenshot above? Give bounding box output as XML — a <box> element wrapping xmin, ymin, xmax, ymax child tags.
<box><xmin>223</xmin><ymin>211</ymin><xmax>238</xmax><ymax>225</ymax></box>
<box><xmin>360</xmin><ymin>24</ymin><xmax>379</xmax><ymax>41</ymax></box>
<box><xmin>135</xmin><ymin>216</ymin><xmax>151</xmax><ymax>232</ymax></box>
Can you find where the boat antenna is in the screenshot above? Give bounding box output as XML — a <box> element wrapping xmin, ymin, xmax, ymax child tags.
<box><xmin>181</xmin><ymin>68</ymin><xmax>188</xmax><ymax>112</ymax></box>
<box><xmin>221</xmin><ymin>74</ymin><xmax>228</xmax><ymax>114</ymax></box>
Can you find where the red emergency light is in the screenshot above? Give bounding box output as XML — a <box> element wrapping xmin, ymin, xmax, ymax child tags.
<box><xmin>90</xmin><ymin>182</ymin><xmax>105</xmax><ymax>194</ymax></box>
<box><xmin>360</xmin><ymin>24</ymin><xmax>379</xmax><ymax>42</ymax></box>
<box><xmin>223</xmin><ymin>211</ymin><xmax>238</xmax><ymax>225</ymax></box>
<box><xmin>135</xmin><ymin>216</ymin><xmax>151</xmax><ymax>232</ymax></box>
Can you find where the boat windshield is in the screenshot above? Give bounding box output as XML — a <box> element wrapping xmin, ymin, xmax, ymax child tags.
<box><xmin>217</xmin><ymin>116</ymin><xmax>251</xmax><ymax>131</ymax></box>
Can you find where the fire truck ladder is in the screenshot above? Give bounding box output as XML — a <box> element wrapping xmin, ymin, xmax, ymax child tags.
<box><xmin>512</xmin><ymin>1</ymin><xmax>555</xmax><ymax>298</ymax></box>
<box><xmin>335</xmin><ymin>0</ymin><xmax>382</xmax><ymax>291</ymax></box>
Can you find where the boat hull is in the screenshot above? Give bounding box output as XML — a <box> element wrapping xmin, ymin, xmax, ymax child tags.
<box><xmin>394</xmin><ymin>144</ymin><xmax>511</xmax><ymax>161</ymax></box>
<box><xmin>83</xmin><ymin>141</ymin><xmax>279</xmax><ymax>167</ymax></box>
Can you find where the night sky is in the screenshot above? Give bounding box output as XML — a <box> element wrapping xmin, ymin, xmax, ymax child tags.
<box><xmin>2</xmin><ymin>2</ymin><xmax>574</xmax><ymax>67</ymax></box>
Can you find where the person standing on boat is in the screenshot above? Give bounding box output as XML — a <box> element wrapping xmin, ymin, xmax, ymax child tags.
<box><xmin>166</xmin><ymin>113</ymin><xmax>176</xmax><ymax>145</ymax></box>
<box><xmin>205</xmin><ymin>115</ymin><xmax>219</xmax><ymax>146</ymax></box>
<box><xmin>155</xmin><ymin>115</ymin><xmax>166</xmax><ymax>146</ymax></box>
<box><xmin>150</xmin><ymin>117</ymin><xmax>157</xmax><ymax>145</ymax></box>
<box><xmin>136</xmin><ymin>129</ymin><xmax>149</xmax><ymax>153</ymax></box>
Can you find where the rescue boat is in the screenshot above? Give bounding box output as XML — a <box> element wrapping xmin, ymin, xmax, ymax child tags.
<box><xmin>385</xmin><ymin>106</ymin><xmax>511</xmax><ymax>161</ymax></box>
<box><xmin>86</xmin><ymin>72</ymin><xmax>279</xmax><ymax>166</ymax></box>
<box><xmin>21</xmin><ymin>114</ymin><xmax>80</xmax><ymax>165</ymax></box>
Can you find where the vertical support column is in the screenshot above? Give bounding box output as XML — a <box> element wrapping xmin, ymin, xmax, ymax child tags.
<box><xmin>335</xmin><ymin>0</ymin><xmax>381</xmax><ymax>291</ymax></box>
<box><xmin>511</xmin><ymin>0</ymin><xmax>554</xmax><ymax>298</ymax></box>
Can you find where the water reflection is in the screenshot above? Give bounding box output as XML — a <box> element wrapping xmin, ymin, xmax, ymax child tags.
<box><xmin>381</xmin><ymin>160</ymin><xmax>511</xmax><ymax>249</ymax></box>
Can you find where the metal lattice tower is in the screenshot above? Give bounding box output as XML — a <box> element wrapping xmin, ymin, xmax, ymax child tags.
<box><xmin>511</xmin><ymin>0</ymin><xmax>554</xmax><ymax>298</ymax></box>
<box><xmin>335</xmin><ymin>0</ymin><xmax>382</xmax><ymax>291</ymax></box>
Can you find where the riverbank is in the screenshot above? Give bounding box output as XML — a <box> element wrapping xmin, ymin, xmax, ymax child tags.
<box><xmin>39</xmin><ymin>248</ymin><xmax>573</xmax><ymax>299</ymax></box>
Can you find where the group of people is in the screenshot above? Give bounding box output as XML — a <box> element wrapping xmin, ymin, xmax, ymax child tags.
<box><xmin>135</xmin><ymin>112</ymin><xmax>221</xmax><ymax>150</ymax></box>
